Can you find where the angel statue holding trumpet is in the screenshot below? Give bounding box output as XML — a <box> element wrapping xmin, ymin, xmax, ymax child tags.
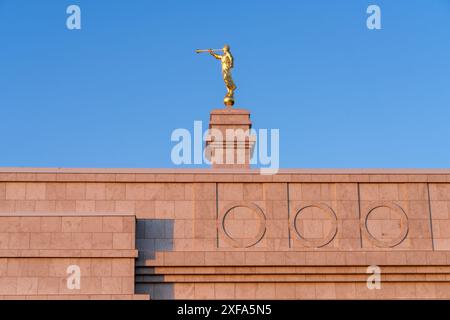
<box><xmin>196</xmin><ymin>44</ymin><xmax>237</xmax><ymax>107</ymax></box>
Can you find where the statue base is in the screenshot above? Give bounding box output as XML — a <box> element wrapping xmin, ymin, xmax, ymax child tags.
<box><xmin>223</xmin><ymin>96</ymin><xmax>235</xmax><ymax>107</ymax></box>
<box><xmin>205</xmin><ymin>108</ymin><xmax>255</xmax><ymax>169</ymax></box>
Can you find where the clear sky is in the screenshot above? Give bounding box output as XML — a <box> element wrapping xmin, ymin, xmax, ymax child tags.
<box><xmin>0</xmin><ymin>0</ymin><xmax>449</xmax><ymax>168</ymax></box>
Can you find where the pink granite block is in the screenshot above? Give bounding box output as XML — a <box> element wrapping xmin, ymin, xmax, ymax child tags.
<box><xmin>6</xmin><ymin>183</ymin><xmax>26</xmax><ymax>200</ymax></box>
<box><xmin>8</xmin><ymin>233</ymin><xmax>30</xmax><ymax>249</ymax></box>
<box><xmin>15</xmin><ymin>200</ymin><xmax>36</xmax><ymax>212</ymax></box>
<box><xmin>115</xmin><ymin>201</ymin><xmax>135</xmax><ymax>214</ymax></box>
<box><xmin>95</xmin><ymin>201</ymin><xmax>115</xmax><ymax>213</ymax></box>
<box><xmin>86</xmin><ymin>183</ymin><xmax>106</xmax><ymax>200</ymax></box>
<box><xmin>102</xmin><ymin>217</ymin><xmax>123</xmax><ymax>232</ymax></box>
<box><xmin>101</xmin><ymin>277</ymin><xmax>122</xmax><ymax>294</ymax></box>
<box><xmin>40</xmin><ymin>217</ymin><xmax>62</xmax><ymax>232</ymax></box>
<box><xmin>37</xmin><ymin>278</ymin><xmax>60</xmax><ymax>295</ymax></box>
<box><xmin>0</xmin><ymin>277</ymin><xmax>17</xmax><ymax>295</ymax></box>
<box><xmin>20</xmin><ymin>217</ymin><xmax>41</xmax><ymax>232</ymax></box>
<box><xmin>62</xmin><ymin>217</ymin><xmax>83</xmax><ymax>233</ymax></box>
<box><xmin>0</xmin><ymin>200</ymin><xmax>15</xmax><ymax>213</ymax></box>
<box><xmin>30</xmin><ymin>233</ymin><xmax>52</xmax><ymax>249</ymax></box>
<box><xmin>105</xmin><ymin>183</ymin><xmax>126</xmax><ymax>200</ymax></box>
<box><xmin>65</xmin><ymin>183</ymin><xmax>86</xmax><ymax>200</ymax></box>
<box><xmin>25</xmin><ymin>183</ymin><xmax>46</xmax><ymax>200</ymax></box>
<box><xmin>164</xmin><ymin>183</ymin><xmax>185</xmax><ymax>200</ymax></box>
<box><xmin>112</xmin><ymin>233</ymin><xmax>133</xmax><ymax>250</ymax></box>
<box><xmin>91</xmin><ymin>259</ymin><xmax>112</xmax><ymax>277</ymax></box>
<box><xmin>92</xmin><ymin>233</ymin><xmax>113</xmax><ymax>249</ymax></box>
<box><xmin>111</xmin><ymin>259</ymin><xmax>133</xmax><ymax>277</ymax></box>
<box><xmin>125</xmin><ymin>183</ymin><xmax>145</xmax><ymax>200</ymax></box>
<box><xmin>17</xmin><ymin>277</ymin><xmax>39</xmax><ymax>295</ymax></box>
<box><xmin>55</xmin><ymin>201</ymin><xmax>76</xmax><ymax>213</ymax></box>
<box><xmin>45</xmin><ymin>183</ymin><xmax>66</xmax><ymax>200</ymax></box>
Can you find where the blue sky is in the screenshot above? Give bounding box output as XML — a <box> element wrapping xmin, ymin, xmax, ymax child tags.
<box><xmin>0</xmin><ymin>0</ymin><xmax>449</xmax><ymax>168</ymax></box>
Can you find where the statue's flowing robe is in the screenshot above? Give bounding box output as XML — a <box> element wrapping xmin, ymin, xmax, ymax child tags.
<box><xmin>221</xmin><ymin>54</ymin><xmax>236</xmax><ymax>95</ymax></box>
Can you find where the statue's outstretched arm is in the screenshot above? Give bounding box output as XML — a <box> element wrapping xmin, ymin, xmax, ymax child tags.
<box><xmin>209</xmin><ymin>51</ymin><xmax>222</xmax><ymax>60</ymax></box>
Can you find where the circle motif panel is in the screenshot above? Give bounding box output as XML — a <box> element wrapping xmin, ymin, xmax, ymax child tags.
<box><xmin>362</xmin><ymin>202</ymin><xmax>409</xmax><ymax>248</ymax></box>
<box><xmin>291</xmin><ymin>203</ymin><xmax>338</xmax><ymax>248</ymax></box>
<box><xmin>221</xmin><ymin>202</ymin><xmax>266</xmax><ymax>248</ymax></box>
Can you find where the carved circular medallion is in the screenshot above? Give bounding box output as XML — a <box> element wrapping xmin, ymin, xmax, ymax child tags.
<box><xmin>221</xmin><ymin>202</ymin><xmax>266</xmax><ymax>248</ymax></box>
<box><xmin>291</xmin><ymin>203</ymin><xmax>338</xmax><ymax>248</ymax></box>
<box><xmin>362</xmin><ymin>202</ymin><xmax>409</xmax><ymax>248</ymax></box>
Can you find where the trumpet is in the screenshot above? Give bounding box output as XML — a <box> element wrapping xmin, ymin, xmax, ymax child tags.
<box><xmin>195</xmin><ymin>48</ymin><xmax>223</xmax><ymax>53</ymax></box>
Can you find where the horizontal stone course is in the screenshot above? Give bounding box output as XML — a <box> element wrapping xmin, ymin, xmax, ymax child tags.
<box><xmin>1</xmin><ymin>169</ymin><xmax>450</xmax><ymax>183</ymax></box>
<box><xmin>0</xmin><ymin>294</ymin><xmax>149</xmax><ymax>300</ymax></box>
<box><xmin>171</xmin><ymin>282</ymin><xmax>450</xmax><ymax>299</ymax></box>
<box><xmin>146</xmin><ymin>251</ymin><xmax>450</xmax><ymax>267</ymax></box>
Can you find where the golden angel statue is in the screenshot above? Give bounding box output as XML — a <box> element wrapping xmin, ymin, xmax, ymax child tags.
<box><xmin>196</xmin><ymin>44</ymin><xmax>237</xmax><ymax>107</ymax></box>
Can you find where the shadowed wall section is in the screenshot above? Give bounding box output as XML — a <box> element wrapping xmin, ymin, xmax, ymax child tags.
<box><xmin>135</xmin><ymin>219</ymin><xmax>174</xmax><ymax>299</ymax></box>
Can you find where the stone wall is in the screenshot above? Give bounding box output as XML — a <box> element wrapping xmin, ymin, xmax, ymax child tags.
<box><xmin>1</xmin><ymin>169</ymin><xmax>450</xmax><ymax>299</ymax></box>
